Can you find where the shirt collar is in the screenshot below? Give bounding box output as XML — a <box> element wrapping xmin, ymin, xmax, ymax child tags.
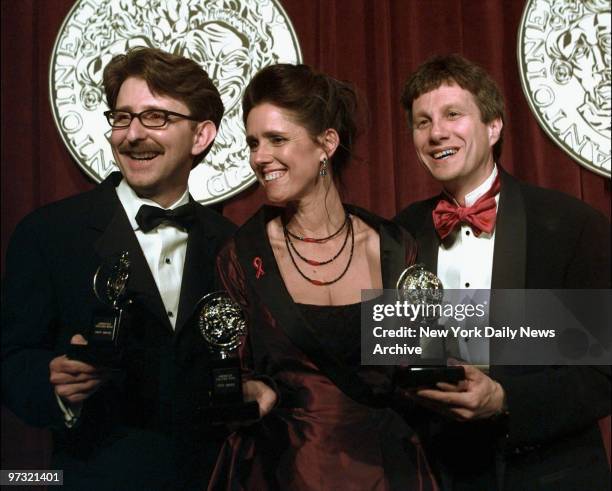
<box><xmin>115</xmin><ymin>179</ymin><xmax>190</xmax><ymax>231</ymax></box>
<box><xmin>463</xmin><ymin>164</ymin><xmax>498</xmax><ymax>207</ymax></box>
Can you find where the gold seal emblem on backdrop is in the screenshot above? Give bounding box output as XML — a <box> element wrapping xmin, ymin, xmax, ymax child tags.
<box><xmin>517</xmin><ymin>0</ymin><xmax>611</xmax><ymax>178</ymax></box>
<box><xmin>49</xmin><ymin>0</ymin><xmax>302</xmax><ymax>204</ymax></box>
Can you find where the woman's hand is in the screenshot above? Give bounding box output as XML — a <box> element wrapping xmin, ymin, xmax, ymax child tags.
<box><xmin>243</xmin><ymin>380</ymin><xmax>278</xmax><ymax>418</ymax></box>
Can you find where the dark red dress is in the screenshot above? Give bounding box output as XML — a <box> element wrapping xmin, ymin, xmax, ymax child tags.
<box><xmin>209</xmin><ymin>206</ymin><xmax>438</xmax><ymax>491</ymax></box>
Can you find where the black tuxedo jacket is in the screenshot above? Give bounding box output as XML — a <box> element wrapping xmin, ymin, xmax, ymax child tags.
<box><xmin>395</xmin><ymin>170</ymin><xmax>611</xmax><ymax>491</ymax></box>
<box><xmin>1</xmin><ymin>173</ymin><xmax>236</xmax><ymax>490</ymax></box>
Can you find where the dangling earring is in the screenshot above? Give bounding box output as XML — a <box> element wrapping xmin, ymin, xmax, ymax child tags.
<box><xmin>319</xmin><ymin>157</ymin><xmax>328</xmax><ymax>177</ymax></box>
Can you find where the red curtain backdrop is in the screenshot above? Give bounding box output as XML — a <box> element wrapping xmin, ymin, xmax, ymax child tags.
<box><xmin>2</xmin><ymin>0</ymin><xmax>610</xmax><ymax>471</ymax></box>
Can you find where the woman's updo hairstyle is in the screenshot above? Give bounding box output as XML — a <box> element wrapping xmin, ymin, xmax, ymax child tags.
<box><xmin>242</xmin><ymin>64</ymin><xmax>359</xmax><ymax>180</ymax></box>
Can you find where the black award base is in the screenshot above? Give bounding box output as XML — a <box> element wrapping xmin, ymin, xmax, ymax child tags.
<box><xmin>393</xmin><ymin>365</ymin><xmax>465</xmax><ymax>389</ymax></box>
<box><xmin>66</xmin><ymin>343</ymin><xmax>122</xmax><ymax>367</ymax></box>
<box><xmin>205</xmin><ymin>360</ymin><xmax>261</xmax><ymax>424</ymax></box>
<box><xmin>66</xmin><ymin>313</ymin><xmax>123</xmax><ymax>367</ymax></box>
<box><xmin>204</xmin><ymin>400</ymin><xmax>260</xmax><ymax>424</ymax></box>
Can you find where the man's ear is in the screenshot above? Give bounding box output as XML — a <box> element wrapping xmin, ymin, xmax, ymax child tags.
<box><xmin>319</xmin><ymin>128</ymin><xmax>340</xmax><ymax>160</ymax></box>
<box><xmin>487</xmin><ymin>118</ymin><xmax>503</xmax><ymax>147</ymax></box>
<box><xmin>191</xmin><ymin>121</ymin><xmax>217</xmax><ymax>156</ymax></box>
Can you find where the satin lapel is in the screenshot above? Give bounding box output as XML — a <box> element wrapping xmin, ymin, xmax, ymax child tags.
<box><xmin>380</xmin><ymin>226</ymin><xmax>406</xmax><ymax>289</ymax></box>
<box><xmin>234</xmin><ymin>207</ymin><xmax>379</xmax><ymax>406</ymax></box>
<box><xmin>175</xmin><ymin>208</ymin><xmax>217</xmax><ymax>334</ymax></box>
<box><xmin>346</xmin><ymin>205</ymin><xmax>407</xmax><ymax>289</ymax></box>
<box><xmin>491</xmin><ymin>170</ymin><xmax>527</xmax><ymax>289</ymax></box>
<box><xmin>416</xmin><ymin>200</ymin><xmax>440</xmax><ymax>275</ymax></box>
<box><xmin>92</xmin><ymin>180</ymin><xmax>172</xmax><ymax>331</ymax></box>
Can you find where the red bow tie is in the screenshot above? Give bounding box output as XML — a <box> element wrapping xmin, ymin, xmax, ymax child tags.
<box><xmin>432</xmin><ymin>176</ymin><xmax>501</xmax><ymax>240</ymax></box>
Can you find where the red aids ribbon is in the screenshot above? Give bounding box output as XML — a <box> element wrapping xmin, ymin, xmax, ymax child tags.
<box><xmin>253</xmin><ymin>257</ymin><xmax>265</xmax><ymax>279</ymax></box>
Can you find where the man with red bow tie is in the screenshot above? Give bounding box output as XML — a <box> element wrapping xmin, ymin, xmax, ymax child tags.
<box><xmin>394</xmin><ymin>54</ymin><xmax>610</xmax><ymax>491</ymax></box>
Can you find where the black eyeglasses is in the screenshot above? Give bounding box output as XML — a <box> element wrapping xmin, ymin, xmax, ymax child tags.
<box><xmin>104</xmin><ymin>109</ymin><xmax>201</xmax><ymax>128</ymax></box>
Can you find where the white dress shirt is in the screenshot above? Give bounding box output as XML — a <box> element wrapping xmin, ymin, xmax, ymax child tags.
<box><xmin>58</xmin><ymin>179</ymin><xmax>192</xmax><ymax>427</ymax></box>
<box><xmin>116</xmin><ymin>178</ymin><xmax>189</xmax><ymax>329</ymax></box>
<box><xmin>437</xmin><ymin>165</ymin><xmax>499</xmax><ymax>364</ymax></box>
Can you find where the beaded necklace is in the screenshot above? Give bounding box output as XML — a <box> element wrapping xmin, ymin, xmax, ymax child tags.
<box><xmin>283</xmin><ymin>216</ymin><xmax>354</xmax><ymax>286</ymax></box>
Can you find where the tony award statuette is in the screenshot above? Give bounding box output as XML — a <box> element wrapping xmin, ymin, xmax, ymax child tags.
<box><xmin>396</xmin><ymin>263</ymin><xmax>444</xmax><ymax>306</ymax></box>
<box><xmin>198</xmin><ymin>291</ymin><xmax>259</xmax><ymax>423</ymax></box>
<box><xmin>68</xmin><ymin>251</ymin><xmax>132</xmax><ymax>366</ymax></box>
<box><xmin>393</xmin><ymin>264</ymin><xmax>465</xmax><ymax>388</ymax></box>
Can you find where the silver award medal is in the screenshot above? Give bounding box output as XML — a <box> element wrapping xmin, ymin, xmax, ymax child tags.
<box><xmin>396</xmin><ymin>263</ymin><xmax>444</xmax><ymax>309</ymax></box>
<box><xmin>93</xmin><ymin>250</ymin><xmax>131</xmax><ymax>311</ymax></box>
<box><xmin>518</xmin><ymin>0</ymin><xmax>611</xmax><ymax>177</ymax></box>
<box><xmin>198</xmin><ymin>291</ymin><xmax>246</xmax><ymax>358</ymax></box>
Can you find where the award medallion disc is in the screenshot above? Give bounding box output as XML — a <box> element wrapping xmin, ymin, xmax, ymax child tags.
<box><xmin>517</xmin><ymin>0</ymin><xmax>611</xmax><ymax>178</ymax></box>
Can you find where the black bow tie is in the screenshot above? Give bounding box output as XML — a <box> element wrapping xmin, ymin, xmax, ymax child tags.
<box><xmin>135</xmin><ymin>203</ymin><xmax>195</xmax><ymax>232</ymax></box>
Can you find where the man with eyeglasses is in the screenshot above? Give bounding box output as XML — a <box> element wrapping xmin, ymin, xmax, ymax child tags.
<box><xmin>2</xmin><ymin>47</ymin><xmax>273</xmax><ymax>490</ymax></box>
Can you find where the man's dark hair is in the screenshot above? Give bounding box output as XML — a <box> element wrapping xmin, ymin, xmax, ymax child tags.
<box><xmin>401</xmin><ymin>54</ymin><xmax>505</xmax><ymax>162</ymax></box>
<box><xmin>103</xmin><ymin>47</ymin><xmax>224</xmax><ymax>166</ymax></box>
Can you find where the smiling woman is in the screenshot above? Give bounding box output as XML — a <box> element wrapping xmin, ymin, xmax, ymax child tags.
<box><xmin>245</xmin><ymin>103</ymin><xmax>332</xmax><ymax>204</ymax></box>
<box><xmin>241</xmin><ymin>63</ymin><xmax>373</xmax><ymax>301</ymax></box>
<box><xmin>208</xmin><ymin>64</ymin><xmax>438</xmax><ymax>491</ymax></box>
<box><xmin>242</xmin><ymin>64</ymin><xmax>358</xmax><ymax>186</ymax></box>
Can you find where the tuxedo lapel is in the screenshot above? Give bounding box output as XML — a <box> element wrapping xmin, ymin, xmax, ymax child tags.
<box><xmin>174</xmin><ymin>206</ymin><xmax>218</xmax><ymax>334</ymax></box>
<box><xmin>91</xmin><ymin>175</ymin><xmax>172</xmax><ymax>331</ymax></box>
<box><xmin>346</xmin><ymin>205</ymin><xmax>409</xmax><ymax>289</ymax></box>
<box><xmin>491</xmin><ymin>170</ymin><xmax>527</xmax><ymax>289</ymax></box>
<box><xmin>415</xmin><ymin>200</ymin><xmax>440</xmax><ymax>275</ymax></box>
<box><xmin>380</xmin><ymin>225</ymin><xmax>406</xmax><ymax>288</ymax></box>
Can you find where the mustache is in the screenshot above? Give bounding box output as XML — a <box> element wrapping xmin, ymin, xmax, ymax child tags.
<box><xmin>118</xmin><ymin>143</ymin><xmax>164</xmax><ymax>154</ymax></box>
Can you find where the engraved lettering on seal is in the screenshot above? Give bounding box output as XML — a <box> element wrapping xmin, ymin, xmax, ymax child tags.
<box><xmin>518</xmin><ymin>0</ymin><xmax>611</xmax><ymax>177</ymax></box>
